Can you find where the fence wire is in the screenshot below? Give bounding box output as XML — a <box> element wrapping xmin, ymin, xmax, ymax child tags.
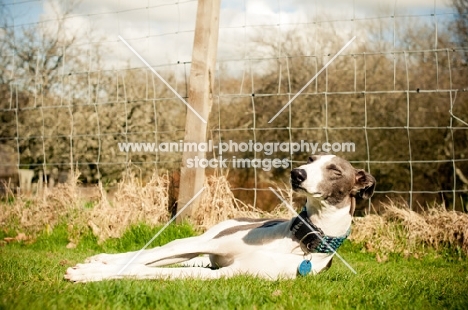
<box><xmin>0</xmin><ymin>0</ymin><xmax>467</xmax><ymax>212</ymax></box>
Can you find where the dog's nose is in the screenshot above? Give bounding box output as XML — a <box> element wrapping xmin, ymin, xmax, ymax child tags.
<box><xmin>291</xmin><ymin>169</ymin><xmax>307</xmax><ymax>183</ymax></box>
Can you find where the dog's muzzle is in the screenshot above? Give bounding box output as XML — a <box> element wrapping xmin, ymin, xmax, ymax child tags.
<box><xmin>290</xmin><ymin>168</ymin><xmax>307</xmax><ymax>190</ymax></box>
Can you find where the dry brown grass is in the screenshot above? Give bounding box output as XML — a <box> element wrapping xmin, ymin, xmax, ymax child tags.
<box><xmin>86</xmin><ymin>171</ymin><xmax>170</xmax><ymax>242</ymax></box>
<box><xmin>0</xmin><ymin>171</ymin><xmax>284</xmax><ymax>243</ymax></box>
<box><xmin>0</xmin><ymin>171</ymin><xmax>86</xmax><ymax>235</ymax></box>
<box><xmin>192</xmin><ymin>173</ymin><xmax>292</xmax><ymax>230</ymax></box>
<box><xmin>193</xmin><ymin>173</ymin><xmax>262</xmax><ymax>230</ymax></box>
<box><xmin>351</xmin><ymin>200</ymin><xmax>468</xmax><ymax>258</ymax></box>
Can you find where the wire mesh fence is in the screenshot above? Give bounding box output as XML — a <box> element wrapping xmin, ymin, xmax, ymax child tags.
<box><xmin>0</xmin><ymin>0</ymin><xmax>467</xmax><ymax>212</ymax></box>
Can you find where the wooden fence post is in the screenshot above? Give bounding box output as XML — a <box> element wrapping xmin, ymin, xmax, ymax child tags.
<box><xmin>177</xmin><ymin>0</ymin><xmax>220</xmax><ymax>222</ymax></box>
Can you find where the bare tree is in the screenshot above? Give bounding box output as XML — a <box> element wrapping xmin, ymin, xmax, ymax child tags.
<box><xmin>452</xmin><ymin>0</ymin><xmax>468</xmax><ymax>49</ymax></box>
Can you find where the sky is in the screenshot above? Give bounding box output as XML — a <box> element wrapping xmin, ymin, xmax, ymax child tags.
<box><xmin>2</xmin><ymin>0</ymin><xmax>456</xmax><ymax>72</ymax></box>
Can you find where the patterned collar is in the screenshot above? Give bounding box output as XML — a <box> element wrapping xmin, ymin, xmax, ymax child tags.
<box><xmin>290</xmin><ymin>207</ymin><xmax>351</xmax><ymax>254</ymax></box>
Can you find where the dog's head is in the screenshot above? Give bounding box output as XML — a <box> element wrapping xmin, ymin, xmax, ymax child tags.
<box><xmin>290</xmin><ymin>154</ymin><xmax>376</xmax><ymax>207</ymax></box>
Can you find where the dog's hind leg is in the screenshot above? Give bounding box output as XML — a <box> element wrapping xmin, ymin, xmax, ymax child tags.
<box><xmin>85</xmin><ymin>234</ymin><xmax>228</xmax><ymax>267</ymax></box>
<box><xmin>81</xmin><ymin>219</ymin><xmax>243</xmax><ymax>268</ymax></box>
<box><xmin>145</xmin><ymin>253</ymin><xmax>201</xmax><ymax>267</ymax></box>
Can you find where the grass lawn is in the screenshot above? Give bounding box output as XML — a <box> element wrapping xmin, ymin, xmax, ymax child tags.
<box><xmin>1</xmin><ymin>224</ymin><xmax>467</xmax><ymax>310</ymax></box>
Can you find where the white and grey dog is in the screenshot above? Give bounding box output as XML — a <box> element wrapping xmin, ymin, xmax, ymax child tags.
<box><xmin>65</xmin><ymin>154</ymin><xmax>375</xmax><ymax>282</ymax></box>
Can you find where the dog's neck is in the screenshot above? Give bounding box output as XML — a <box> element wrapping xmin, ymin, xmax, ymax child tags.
<box><xmin>304</xmin><ymin>197</ymin><xmax>352</xmax><ymax>237</ymax></box>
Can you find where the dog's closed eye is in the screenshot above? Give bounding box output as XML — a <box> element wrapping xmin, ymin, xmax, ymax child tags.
<box><xmin>326</xmin><ymin>164</ymin><xmax>342</xmax><ymax>177</ymax></box>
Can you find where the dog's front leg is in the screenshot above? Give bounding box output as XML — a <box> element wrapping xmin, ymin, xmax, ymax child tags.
<box><xmin>65</xmin><ymin>262</ymin><xmax>236</xmax><ymax>282</ymax></box>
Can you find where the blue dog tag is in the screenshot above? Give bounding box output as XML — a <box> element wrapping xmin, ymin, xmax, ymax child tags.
<box><xmin>298</xmin><ymin>260</ymin><xmax>312</xmax><ymax>276</ymax></box>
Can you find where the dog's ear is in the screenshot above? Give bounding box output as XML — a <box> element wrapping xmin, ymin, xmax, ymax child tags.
<box><xmin>352</xmin><ymin>169</ymin><xmax>376</xmax><ymax>200</ymax></box>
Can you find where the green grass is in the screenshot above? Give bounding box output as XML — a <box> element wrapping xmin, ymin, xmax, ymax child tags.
<box><xmin>1</xmin><ymin>224</ymin><xmax>467</xmax><ymax>310</ymax></box>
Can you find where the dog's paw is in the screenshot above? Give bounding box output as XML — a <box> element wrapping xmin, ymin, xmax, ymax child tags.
<box><xmin>64</xmin><ymin>262</ymin><xmax>144</xmax><ymax>282</ymax></box>
<box><xmin>64</xmin><ymin>263</ymin><xmax>106</xmax><ymax>282</ymax></box>
<box><xmin>64</xmin><ymin>262</ymin><xmax>125</xmax><ymax>282</ymax></box>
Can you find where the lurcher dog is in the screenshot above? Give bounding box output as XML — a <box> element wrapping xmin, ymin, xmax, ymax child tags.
<box><xmin>65</xmin><ymin>154</ymin><xmax>375</xmax><ymax>282</ymax></box>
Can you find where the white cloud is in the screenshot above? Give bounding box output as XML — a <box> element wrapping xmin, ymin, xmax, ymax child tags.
<box><xmin>21</xmin><ymin>0</ymin><xmax>453</xmax><ymax>73</ymax></box>
<box><xmin>37</xmin><ymin>0</ymin><xmax>199</xmax><ymax>70</ymax></box>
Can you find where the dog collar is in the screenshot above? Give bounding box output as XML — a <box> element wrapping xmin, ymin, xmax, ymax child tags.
<box><xmin>290</xmin><ymin>207</ymin><xmax>351</xmax><ymax>254</ymax></box>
